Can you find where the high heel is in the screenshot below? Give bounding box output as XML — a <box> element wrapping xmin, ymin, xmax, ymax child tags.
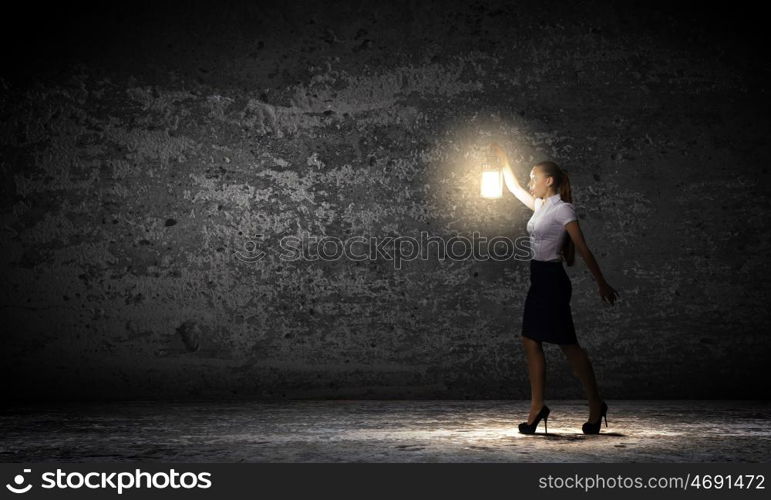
<box><xmin>582</xmin><ymin>401</ymin><xmax>608</xmax><ymax>434</ymax></box>
<box><xmin>519</xmin><ymin>405</ymin><xmax>550</xmax><ymax>434</ymax></box>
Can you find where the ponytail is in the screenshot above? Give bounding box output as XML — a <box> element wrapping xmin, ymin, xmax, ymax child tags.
<box><xmin>534</xmin><ymin>161</ymin><xmax>576</xmax><ymax>267</ymax></box>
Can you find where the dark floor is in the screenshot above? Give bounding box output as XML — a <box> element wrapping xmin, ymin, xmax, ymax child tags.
<box><xmin>1</xmin><ymin>400</ymin><xmax>769</xmax><ymax>462</ymax></box>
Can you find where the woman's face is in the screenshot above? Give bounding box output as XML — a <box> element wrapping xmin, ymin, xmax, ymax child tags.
<box><xmin>528</xmin><ymin>167</ymin><xmax>553</xmax><ymax>198</ymax></box>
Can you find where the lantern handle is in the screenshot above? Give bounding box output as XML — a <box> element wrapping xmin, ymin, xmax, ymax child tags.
<box><xmin>489</xmin><ymin>142</ymin><xmax>509</xmax><ymax>166</ymax></box>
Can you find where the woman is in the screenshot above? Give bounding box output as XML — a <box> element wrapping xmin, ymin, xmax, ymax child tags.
<box><xmin>491</xmin><ymin>143</ymin><xmax>619</xmax><ymax>435</ymax></box>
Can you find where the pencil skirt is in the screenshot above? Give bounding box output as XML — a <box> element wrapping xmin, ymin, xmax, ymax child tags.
<box><xmin>521</xmin><ymin>259</ymin><xmax>579</xmax><ymax>345</ymax></box>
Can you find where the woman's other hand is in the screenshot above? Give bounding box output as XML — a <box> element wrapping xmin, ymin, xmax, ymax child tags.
<box><xmin>598</xmin><ymin>281</ymin><xmax>619</xmax><ymax>305</ymax></box>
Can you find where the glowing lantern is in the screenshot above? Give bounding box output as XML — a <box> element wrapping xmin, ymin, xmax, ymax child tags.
<box><xmin>480</xmin><ymin>156</ymin><xmax>503</xmax><ymax>198</ymax></box>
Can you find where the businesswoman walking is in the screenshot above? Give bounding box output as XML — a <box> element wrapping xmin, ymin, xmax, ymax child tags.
<box><xmin>491</xmin><ymin>143</ymin><xmax>619</xmax><ymax>435</ymax></box>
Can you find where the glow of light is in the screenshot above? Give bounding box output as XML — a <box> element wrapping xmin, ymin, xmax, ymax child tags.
<box><xmin>480</xmin><ymin>169</ymin><xmax>503</xmax><ymax>198</ymax></box>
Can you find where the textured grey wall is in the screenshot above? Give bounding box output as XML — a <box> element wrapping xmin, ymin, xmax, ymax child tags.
<box><xmin>1</xmin><ymin>0</ymin><xmax>769</xmax><ymax>401</ymax></box>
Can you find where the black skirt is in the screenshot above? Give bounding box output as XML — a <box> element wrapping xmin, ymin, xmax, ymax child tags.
<box><xmin>521</xmin><ymin>259</ymin><xmax>578</xmax><ymax>345</ymax></box>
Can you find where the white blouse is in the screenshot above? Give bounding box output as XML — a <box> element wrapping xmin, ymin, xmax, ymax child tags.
<box><xmin>526</xmin><ymin>193</ymin><xmax>578</xmax><ymax>262</ymax></box>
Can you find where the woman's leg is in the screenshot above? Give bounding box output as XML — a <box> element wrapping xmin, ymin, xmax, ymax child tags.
<box><xmin>521</xmin><ymin>336</ymin><xmax>546</xmax><ymax>424</ymax></box>
<box><xmin>560</xmin><ymin>344</ymin><xmax>602</xmax><ymax>421</ymax></box>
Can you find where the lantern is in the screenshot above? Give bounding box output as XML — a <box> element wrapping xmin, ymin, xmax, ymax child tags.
<box><xmin>480</xmin><ymin>156</ymin><xmax>503</xmax><ymax>198</ymax></box>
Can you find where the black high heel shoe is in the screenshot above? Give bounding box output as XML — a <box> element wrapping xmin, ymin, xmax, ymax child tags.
<box><xmin>519</xmin><ymin>405</ymin><xmax>550</xmax><ymax>434</ymax></box>
<box><xmin>582</xmin><ymin>401</ymin><xmax>608</xmax><ymax>434</ymax></box>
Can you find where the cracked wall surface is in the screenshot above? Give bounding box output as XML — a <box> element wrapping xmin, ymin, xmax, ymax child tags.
<box><xmin>1</xmin><ymin>0</ymin><xmax>769</xmax><ymax>401</ymax></box>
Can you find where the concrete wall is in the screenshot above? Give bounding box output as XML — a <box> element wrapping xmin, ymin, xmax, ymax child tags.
<box><xmin>1</xmin><ymin>0</ymin><xmax>769</xmax><ymax>401</ymax></box>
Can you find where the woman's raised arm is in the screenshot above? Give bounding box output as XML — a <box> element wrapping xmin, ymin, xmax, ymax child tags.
<box><xmin>491</xmin><ymin>143</ymin><xmax>535</xmax><ymax>211</ymax></box>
